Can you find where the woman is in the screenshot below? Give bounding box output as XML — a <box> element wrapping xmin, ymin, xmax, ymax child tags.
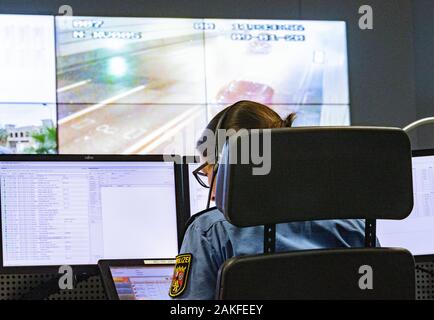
<box><xmin>171</xmin><ymin>100</ymin><xmax>366</xmax><ymax>300</ymax></box>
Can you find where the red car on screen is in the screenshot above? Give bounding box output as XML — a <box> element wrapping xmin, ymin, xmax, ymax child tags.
<box><xmin>216</xmin><ymin>80</ymin><xmax>274</xmax><ymax>105</ymax></box>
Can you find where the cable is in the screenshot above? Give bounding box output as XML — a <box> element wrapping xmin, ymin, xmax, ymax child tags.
<box><xmin>206</xmin><ymin>165</ymin><xmax>218</xmax><ymax>209</ymax></box>
<box><xmin>403</xmin><ymin>117</ymin><xmax>434</xmax><ymax>133</ymax></box>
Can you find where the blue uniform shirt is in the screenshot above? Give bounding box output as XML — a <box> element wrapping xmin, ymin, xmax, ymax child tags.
<box><xmin>177</xmin><ymin>207</ymin><xmax>367</xmax><ymax>300</ymax></box>
<box><xmin>176</xmin><ymin>208</ymin><xmax>365</xmax><ymax>300</ymax></box>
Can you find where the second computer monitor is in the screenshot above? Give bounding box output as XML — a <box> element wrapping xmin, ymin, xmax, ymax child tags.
<box><xmin>377</xmin><ymin>149</ymin><xmax>434</xmax><ymax>258</ymax></box>
<box><xmin>188</xmin><ymin>162</ymin><xmax>211</xmax><ymax>215</ymax></box>
<box><xmin>182</xmin><ymin>156</ymin><xmax>211</xmax><ymax>216</ymax></box>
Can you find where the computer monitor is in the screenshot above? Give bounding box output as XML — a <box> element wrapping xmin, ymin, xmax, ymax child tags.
<box><xmin>98</xmin><ymin>259</ymin><xmax>175</xmax><ymax>300</ymax></box>
<box><xmin>0</xmin><ymin>155</ymin><xmax>182</xmax><ymax>273</ymax></box>
<box><xmin>377</xmin><ymin>149</ymin><xmax>434</xmax><ymax>259</ymax></box>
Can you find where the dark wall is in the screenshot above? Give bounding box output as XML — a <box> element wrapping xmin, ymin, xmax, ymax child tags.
<box><xmin>0</xmin><ymin>0</ymin><xmax>430</xmax><ymax>148</ymax></box>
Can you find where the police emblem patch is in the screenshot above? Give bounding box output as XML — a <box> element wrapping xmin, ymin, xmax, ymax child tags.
<box><xmin>169</xmin><ymin>253</ymin><xmax>192</xmax><ymax>297</ymax></box>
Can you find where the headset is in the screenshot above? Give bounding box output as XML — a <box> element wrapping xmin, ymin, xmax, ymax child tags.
<box><xmin>206</xmin><ymin>103</ymin><xmax>237</xmax><ymax>209</ymax></box>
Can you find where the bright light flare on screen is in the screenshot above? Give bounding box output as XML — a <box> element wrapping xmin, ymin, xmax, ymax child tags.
<box><xmin>108</xmin><ymin>57</ymin><xmax>127</xmax><ymax>77</ymax></box>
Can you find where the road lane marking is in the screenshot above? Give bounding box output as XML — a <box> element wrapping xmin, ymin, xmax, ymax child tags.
<box><xmin>121</xmin><ymin>106</ymin><xmax>202</xmax><ymax>155</ymax></box>
<box><xmin>57</xmin><ymin>79</ymin><xmax>91</xmax><ymax>93</ymax></box>
<box><xmin>137</xmin><ymin>110</ymin><xmax>202</xmax><ymax>154</ymax></box>
<box><xmin>58</xmin><ymin>85</ymin><xmax>146</xmax><ymax>125</ymax></box>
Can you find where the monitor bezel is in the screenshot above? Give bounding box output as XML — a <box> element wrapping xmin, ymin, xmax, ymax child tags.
<box><xmin>412</xmin><ymin>148</ymin><xmax>434</xmax><ymax>158</ymax></box>
<box><xmin>0</xmin><ymin>154</ymin><xmax>184</xmax><ymax>274</ymax></box>
<box><xmin>98</xmin><ymin>258</ymin><xmax>175</xmax><ymax>300</ymax></box>
<box><xmin>411</xmin><ymin>149</ymin><xmax>434</xmax><ymax>262</ymax></box>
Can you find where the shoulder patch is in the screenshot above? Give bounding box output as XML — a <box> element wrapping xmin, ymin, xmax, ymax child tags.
<box><xmin>169</xmin><ymin>253</ymin><xmax>193</xmax><ymax>298</ymax></box>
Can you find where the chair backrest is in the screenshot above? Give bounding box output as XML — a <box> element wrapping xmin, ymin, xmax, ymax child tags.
<box><xmin>214</xmin><ymin>127</ymin><xmax>415</xmax><ymax>299</ymax></box>
<box><xmin>215</xmin><ymin>127</ymin><xmax>413</xmax><ymax>226</ymax></box>
<box><xmin>216</xmin><ymin>248</ymin><xmax>415</xmax><ymax>300</ymax></box>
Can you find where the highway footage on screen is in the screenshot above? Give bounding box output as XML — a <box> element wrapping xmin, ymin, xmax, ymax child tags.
<box><xmin>0</xmin><ymin>15</ymin><xmax>350</xmax><ymax>155</ymax></box>
<box><xmin>56</xmin><ymin>17</ymin><xmax>349</xmax><ymax>155</ymax></box>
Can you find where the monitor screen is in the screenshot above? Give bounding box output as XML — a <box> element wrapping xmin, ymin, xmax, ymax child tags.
<box><xmin>0</xmin><ymin>161</ymin><xmax>179</xmax><ymax>266</ymax></box>
<box><xmin>0</xmin><ymin>14</ymin><xmax>57</xmax><ymax>155</ymax></box>
<box><xmin>0</xmin><ymin>15</ymin><xmax>350</xmax><ymax>155</ymax></box>
<box><xmin>377</xmin><ymin>154</ymin><xmax>434</xmax><ymax>256</ymax></box>
<box><xmin>0</xmin><ymin>15</ymin><xmax>56</xmax><ymax>104</ymax></box>
<box><xmin>188</xmin><ymin>163</ymin><xmax>210</xmax><ymax>215</ymax></box>
<box><xmin>110</xmin><ymin>264</ymin><xmax>174</xmax><ymax>300</ymax></box>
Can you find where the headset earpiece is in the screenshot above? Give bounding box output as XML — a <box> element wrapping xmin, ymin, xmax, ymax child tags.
<box><xmin>206</xmin><ymin>103</ymin><xmax>236</xmax><ymax>209</ymax></box>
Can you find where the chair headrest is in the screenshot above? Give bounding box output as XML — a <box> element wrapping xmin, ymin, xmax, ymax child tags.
<box><xmin>215</xmin><ymin>127</ymin><xmax>413</xmax><ymax>227</ymax></box>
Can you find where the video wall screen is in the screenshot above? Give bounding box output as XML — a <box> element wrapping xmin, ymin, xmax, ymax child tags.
<box><xmin>0</xmin><ymin>15</ymin><xmax>57</xmax><ymax>155</ymax></box>
<box><xmin>0</xmin><ymin>15</ymin><xmax>350</xmax><ymax>155</ymax></box>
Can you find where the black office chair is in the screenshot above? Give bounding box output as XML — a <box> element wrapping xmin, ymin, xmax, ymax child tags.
<box><xmin>214</xmin><ymin>127</ymin><xmax>415</xmax><ymax>300</ymax></box>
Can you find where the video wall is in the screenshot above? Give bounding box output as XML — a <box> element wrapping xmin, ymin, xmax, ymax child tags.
<box><xmin>0</xmin><ymin>15</ymin><xmax>350</xmax><ymax>155</ymax></box>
